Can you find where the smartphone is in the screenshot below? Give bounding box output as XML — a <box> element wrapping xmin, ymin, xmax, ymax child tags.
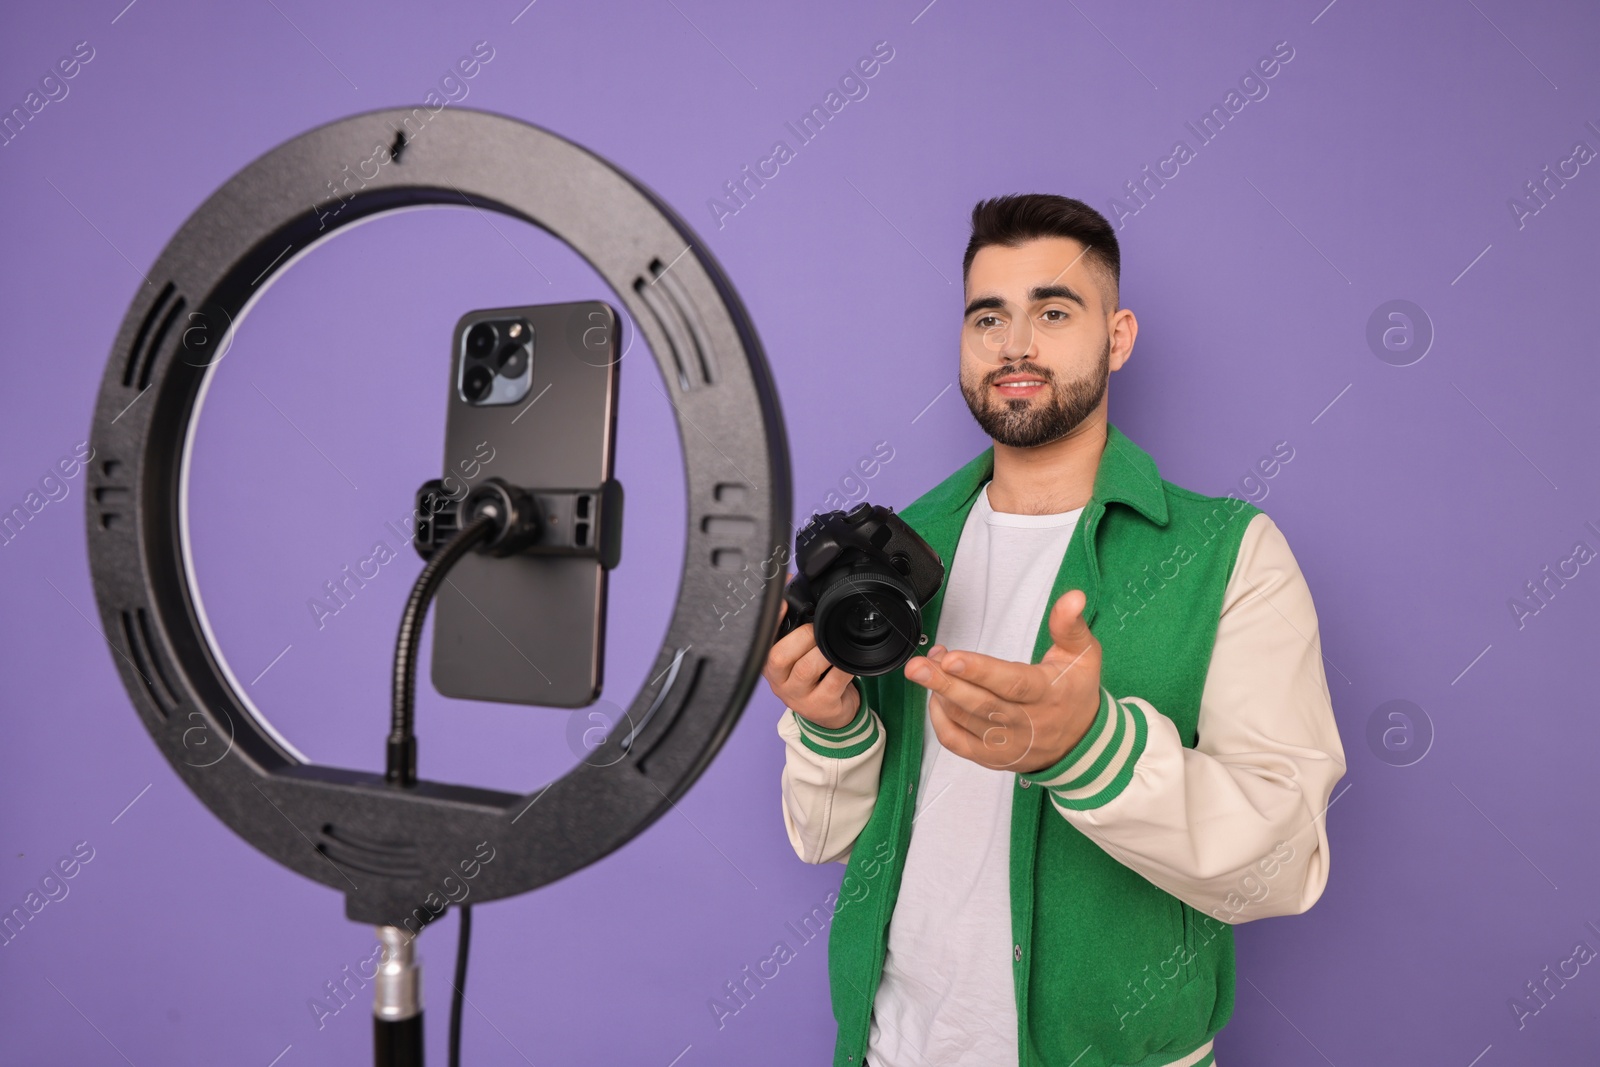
<box><xmin>429</xmin><ymin>301</ymin><xmax>621</xmax><ymax>707</ymax></box>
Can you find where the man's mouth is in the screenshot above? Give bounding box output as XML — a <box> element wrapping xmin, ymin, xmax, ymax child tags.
<box><xmin>992</xmin><ymin>374</ymin><xmax>1048</xmax><ymax>398</ymax></box>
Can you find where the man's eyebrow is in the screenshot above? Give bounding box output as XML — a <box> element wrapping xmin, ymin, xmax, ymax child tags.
<box><xmin>1029</xmin><ymin>284</ymin><xmax>1087</xmax><ymax>308</ymax></box>
<box><xmin>963</xmin><ymin>284</ymin><xmax>1089</xmax><ymax>318</ymax></box>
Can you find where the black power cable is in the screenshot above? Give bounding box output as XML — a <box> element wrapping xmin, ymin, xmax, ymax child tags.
<box><xmin>450</xmin><ymin>904</ymin><xmax>472</xmax><ymax>1067</ymax></box>
<box><xmin>387</xmin><ymin>512</ymin><xmax>498</xmax><ymax>786</ymax></box>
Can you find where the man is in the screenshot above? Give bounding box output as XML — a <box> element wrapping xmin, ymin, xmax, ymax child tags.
<box><xmin>764</xmin><ymin>193</ymin><xmax>1346</xmax><ymax>1067</ymax></box>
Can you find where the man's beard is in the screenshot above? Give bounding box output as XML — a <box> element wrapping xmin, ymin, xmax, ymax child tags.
<box><xmin>960</xmin><ymin>336</ymin><xmax>1111</xmax><ymax>449</ymax></box>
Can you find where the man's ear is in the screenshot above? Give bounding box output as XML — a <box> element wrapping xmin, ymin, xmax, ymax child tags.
<box><xmin>1108</xmin><ymin>309</ymin><xmax>1137</xmax><ymax>371</ymax></box>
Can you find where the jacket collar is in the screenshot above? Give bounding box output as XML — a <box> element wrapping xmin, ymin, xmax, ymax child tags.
<box><xmin>911</xmin><ymin>422</ymin><xmax>1170</xmax><ymax>529</ymax></box>
<box><xmin>1090</xmin><ymin>422</ymin><xmax>1170</xmax><ymax>526</ymax></box>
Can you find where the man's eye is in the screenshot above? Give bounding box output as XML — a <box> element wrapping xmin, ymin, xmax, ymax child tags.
<box><xmin>975</xmin><ymin>315</ymin><xmax>1001</xmax><ymax>329</ymax></box>
<box><xmin>1042</xmin><ymin>309</ymin><xmax>1069</xmax><ymax>322</ymax></box>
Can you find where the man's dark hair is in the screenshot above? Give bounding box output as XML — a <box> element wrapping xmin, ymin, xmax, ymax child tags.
<box><xmin>962</xmin><ymin>194</ymin><xmax>1121</xmax><ymax>311</ymax></box>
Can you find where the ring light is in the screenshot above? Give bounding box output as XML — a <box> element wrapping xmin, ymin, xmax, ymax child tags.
<box><xmin>84</xmin><ymin>106</ymin><xmax>791</xmax><ymax>927</ymax></box>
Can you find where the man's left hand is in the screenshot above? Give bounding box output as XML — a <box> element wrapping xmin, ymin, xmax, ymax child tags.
<box><xmin>904</xmin><ymin>589</ymin><xmax>1103</xmax><ymax>775</ymax></box>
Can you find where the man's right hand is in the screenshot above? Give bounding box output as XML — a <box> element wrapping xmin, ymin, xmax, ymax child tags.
<box><xmin>763</xmin><ymin>597</ymin><xmax>861</xmax><ymax>730</ymax></box>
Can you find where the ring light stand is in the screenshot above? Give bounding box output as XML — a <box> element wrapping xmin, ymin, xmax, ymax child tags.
<box><xmin>84</xmin><ymin>107</ymin><xmax>791</xmax><ymax>1063</ymax></box>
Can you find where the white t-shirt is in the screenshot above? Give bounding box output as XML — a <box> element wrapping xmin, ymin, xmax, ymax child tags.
<box><xmin>867</xmin><ymin>482</ymin><xmax>1084</xmax><ymax>1067</ymax></box>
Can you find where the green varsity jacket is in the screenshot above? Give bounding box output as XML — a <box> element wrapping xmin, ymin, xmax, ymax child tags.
<box><xmin>810</xmin><ymin>423</ymin><xmax>1265</xmax><ymax>1067</ymax></box>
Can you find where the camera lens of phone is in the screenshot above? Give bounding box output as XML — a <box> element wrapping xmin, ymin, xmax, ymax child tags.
<box><xmin>463</xmin><ymin>363</ymin><xmax>494</xmax><ymax>402</ymax></box>
<box><xmin>496</xmin><ymin>342</ymin><xmax>529</xmax><ymax>379</ymax></box>
<box><xmin>466</xmin><ymin>322</ymin><xmax>497</xmax><ymax>358</ymax></box>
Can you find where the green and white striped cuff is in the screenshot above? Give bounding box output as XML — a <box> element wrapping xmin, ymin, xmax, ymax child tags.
<box><xmin>1163</xmin><ymin>1040</ymin><xmax>1214</xmax><ymax>1067</ymax></box>
<box><xmin>1018</xmin><ymin>685</ymin><xmax>1148</xmax><ymax>810</ymax></box>
<box><xmin>791</xmin><ymin>699</ymin><xmax>880</xmax><ymax>759</ymax></box>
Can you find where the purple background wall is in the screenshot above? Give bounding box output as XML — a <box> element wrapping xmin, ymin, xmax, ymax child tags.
<box><xmin>3</xmin><ymin>0</ymin><xmax>1598</xmax><ymax>1063</ymax></box>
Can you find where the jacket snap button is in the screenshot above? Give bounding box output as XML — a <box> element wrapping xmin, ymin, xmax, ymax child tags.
<box><xmin>1013</xmin><ymin>944</ymin><xmax>1022</xmax><ymax>961</ymax></box>
<box><xmin>1020</xmin><ymin>778</ymin><xmax>1031</xmax><ymax>788</ymax></box>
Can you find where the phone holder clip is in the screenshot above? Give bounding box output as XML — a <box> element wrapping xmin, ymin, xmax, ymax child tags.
<box><xmin>412</xmin><ymin>476</ymin><xmax>623</xmax><ymax>568</ymax></box>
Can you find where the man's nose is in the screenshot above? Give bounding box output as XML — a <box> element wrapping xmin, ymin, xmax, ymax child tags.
<box><xmin>999</xmin><ymin>318</ymin><xmax>1036</xmax><ymax>362</ymax></box>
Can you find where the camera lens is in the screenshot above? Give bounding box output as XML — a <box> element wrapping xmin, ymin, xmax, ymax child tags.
<box><xmin>466</xmin><ymin>323</ymin><xmax>497</xmax><ymax>358</ymax></box>
<box><xmin>840</xmin><ymin>600</ymin><xmax>892</xmax><ymax>648</ymax></box>
<box><xmin>462</xmin><ymin>363</ymin><xmax>494</xmax><ymax>402</ymax></box>
<box><xmin>813</xmin><ymin>572</ymin><xmax>921</xmax><ymax>676</ymax></box>
<box><xmin>496</xmin><ymin>342</ymin><xmax>529</xmax><ymax>379</ymax></box>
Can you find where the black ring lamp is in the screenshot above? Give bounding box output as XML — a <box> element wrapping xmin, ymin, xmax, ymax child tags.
<box><xmin>84</xmin><ymin>107</ymin><xmax>791</xmax><ymax>931</ymax></box>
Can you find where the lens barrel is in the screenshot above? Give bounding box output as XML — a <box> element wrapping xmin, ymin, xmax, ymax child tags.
<box><xmin>811</xmin><ymin>565</ymin><xmax>922</xmax><ymax>677</ymax></box>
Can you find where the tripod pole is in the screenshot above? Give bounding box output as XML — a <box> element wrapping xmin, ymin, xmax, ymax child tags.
<box><xmin>374</xmin><ymin>925</ymin><xmax>424</xmax><ymax>1067</ymax></box>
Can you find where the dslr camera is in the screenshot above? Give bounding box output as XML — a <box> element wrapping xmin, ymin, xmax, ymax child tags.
<box><xmin>776</xmin><ymin>502</ymin><xmax>945</xmax><ymax>677</ymax></box>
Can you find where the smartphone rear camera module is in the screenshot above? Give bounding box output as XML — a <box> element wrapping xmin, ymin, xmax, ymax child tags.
<box><xmin>460</xmin><ymin>318</ymin><xmax>534</xmax><ymax>406</ymax></box>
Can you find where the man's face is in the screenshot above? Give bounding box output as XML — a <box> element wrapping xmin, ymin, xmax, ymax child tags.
<box><xmin>958</xmin><ymin>236</ymin><xmax>1116</xmax><ymax>449</ymax></box>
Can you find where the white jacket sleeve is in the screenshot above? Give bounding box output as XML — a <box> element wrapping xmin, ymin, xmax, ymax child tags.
<box><xmin>776</xmin><ymin>692</ymin><xmax>886</xmax><ymax>866</ymax></box>
<box><xmin>1018</xmin><ymin>511</ymin><xmax>1347</xmax><ymax>923</ymax></box>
